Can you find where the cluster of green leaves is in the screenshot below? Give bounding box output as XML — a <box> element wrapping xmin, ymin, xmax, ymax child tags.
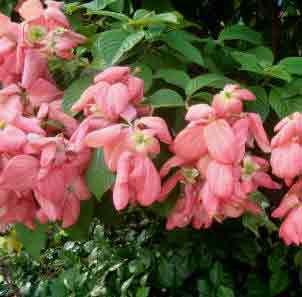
<box><xmin>2</xmin><ymin>211</ymin><xmax>302</xmax><ymax>297</ymax></box>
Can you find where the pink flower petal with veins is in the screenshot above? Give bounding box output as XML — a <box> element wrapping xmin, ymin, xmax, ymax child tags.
<box><xmin>203</xmin><ymin>119</ymin><xmax>237</xmax><ymax>164</ymax></box>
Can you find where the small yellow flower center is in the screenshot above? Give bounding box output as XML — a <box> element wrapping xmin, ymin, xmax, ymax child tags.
<box><xmin>131</xmin><ymin>131</ymin><xmax>154</xmax><ymax>152</ymax></box>
<box><xmin>0</xmin><ymin>120</ymin><xmax>6</xmax><ymax>130</ymax></box>
<box><xmin>27</xmin><ymin>25</ymin><xmax>47</xmax><ymax>43</ymax></box>
<box><xmin>181</xmin><ymin>167</ymin><xmax>199</xmax><ymax>184</ymax></box>
<box><xmin>242</xmin><ymin>158</ymin><xmax>260</xmax><ymax>177</ymax></box>
<box><xmin>222</xmin><ymin>91</ymin><xmax>233</xmax><ymax>102</ymax></box>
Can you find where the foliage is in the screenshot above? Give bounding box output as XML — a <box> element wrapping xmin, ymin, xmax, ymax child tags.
<box><xmin>1</xmin><ymin>0</ymin><xmax>302</xmax><ymax>295</ymax></box>
<box><xmin>1</xmin><ymin>213</ymin><xmax>302</xmax><ymax>297</ymax></box>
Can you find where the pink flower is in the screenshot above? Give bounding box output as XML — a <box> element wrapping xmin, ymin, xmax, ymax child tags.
<box><xmin>46</xmin><ymin>29</ymin><xmax>86</xmax><ymax>60</ymax></box>
<box><xmin>241</xmin><ymin>156</ymin><xmax>280</xmax><ymax>193</ymax></box>
<box><xmin>113</xmin><ymin>152</ymin><xmax>161</xmax><ymax>211</ymax></box>
<box><xmin>271</xmin><ymin>142</ymin><xmax>302</xmax><ymax>185</ymax></box>
<box><xmin>85</xmin><ymin>117</ymin><xmax>171</xmax><ymax>171</ymax></box>
<box><xmin>212</xmin><ymin>84</ymin><xmax>255</xmax><ymax>116</ymax></box>
<box><xmin>278</xmin><ymin>206</ymin><xmax>302</xmax><ymax>246</ymax></box>
<box><xmin>71</xmin><ymin>67</ymin><xmax>144</xmax><ymax>122</ymax></box>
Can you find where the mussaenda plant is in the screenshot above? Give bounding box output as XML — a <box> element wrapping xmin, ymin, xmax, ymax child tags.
<box><xmin>0</xmin><ymin>0</ymin><xmax>302</xmax><ymax>251</ymax></box>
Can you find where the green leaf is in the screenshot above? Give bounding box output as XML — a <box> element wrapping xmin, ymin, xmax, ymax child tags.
<box><xmin>231</xmin><ymin>51</ymin><xmax>264</xmax><ymax>74</ymax></box>
<box><xmin>154</xmin><ymin>68</ymin><xmax>190</xmax><ymax>89</ymax></box>
<box><xmin>217</xmin><ymin>286</ymin><xmax>234</xmax><ymax>297</ymax></box>
<box><xmin>278</xmin><ymin>57</ymin><xmax>302</xmax><ymax>75</ymax></box>
<box><xmin>136</xmin><ymin>287</ymin><xmax>150</xmax><ymax>297</ymax></box>
<box><xmin>85</xmin><ymin>149</ymin><xmax>116</xmax><ymax>200</ymax></box>
<box><xmin>49</xmin><ymin>280</ymin><xmax>68</xmax><ymax>297</ymax></box>
<box><xmin>145</xmin><ymin>89</ymin><xmax>184</xmax><ymax>108</ymax></box>
<box><xmin>0</xmin><ymin>0</ymin><xmax>17</xmax><ymax>16</ymax></box>
<box><xmin>245</xmin><ymin>86</ymin><xmax>270</xmax><ymax>120</ymax></box>
<box><xmin>264</xmin><ymin>65</ymin><xmax>292</xmax><ymax>82</ymax></box>
<box><xmin>129</xmin><ymin>12</ymin><xmax>181</xmax><ymax>26</ymax></box>
<box><xmin>247</xmin><ymin>46</ymin><xmax>274</xmax><ymax>66</ymax></box>
<box><xmin>62</xmin><ymin>74</ymin><xmax>94</xmax><ymax>115</ymax></box>
<box><xmin>163</xmin><ymin>31</ymin><xmax>204</xmax><ymax>66</ymax></box>
<box><xmin>81</xmin><ymin>0</ymin><xmax>117</xmax><ymax>10</ymax></box>
<box><xmin>269</xmin><ymin>270</ymin><xmax>290</xmax><ymax>296</ymax></box>
<box><xmin>157</xmin><ymin>252</ymin><xmax>192</xmax><ymax>288</ymax></box>
<box><xmin>210</xmin><ymin>262</ymin><xmax>225</xmax><ymax>287</ymax></box>
<box><xmin>197</xmin><ymin>280</ymin><xmax>212</xmax><ymax>297</ymax></box>
<box><xmin>137</xmin><ymin>64</ymin><xmax>153</xmax><ymax>93</ymax></box>
<box><xmin>111</xmin><ymin>31</ymin><xmax>145</xmax><ymax>65</ymax></box>
<box><xmin>66</xmin><ymin>200</ymin><xmax>94</xmax><ymax>240</ymax></box>
<box><xmin>186</xmin><ymin>74</ymin><xmax>234</xmax><ymax>96</ymax></box>
<box><xmin>269</xmin><ymin>87</ymin><xmax>302</xmax><ymax>118</ymax></box>
<box><xmin>242</xmin><ymin>213</ymin><xmax>277</xmax><ymax>237</ymax></box>
<box><xmin>15</xmin><ymin>223</ymin><xmax>47</xmax><ymax>259</ymax></box>
<box><xmin>87</xmin><ymin>10</ymin><xmax>130</xmax><ymax>21</ymax></box>
<box><xmin>92</xmin><ymin>29</ymin><xmax>131</xmax><ymax>67</ymax></box>
<box><xmin>246</xmin><ymin>274</ymin><xmax>269</xmax><ymax>297</ymax></box>
<box><xmin>218</xmin><ymin>24</ymin><xmax>262</xmax><ymax>45</ymax></box>
<box><xmin>268</xmin><ymin>245</ymin><xmax>287</xmax><ymax>272</ymax></box>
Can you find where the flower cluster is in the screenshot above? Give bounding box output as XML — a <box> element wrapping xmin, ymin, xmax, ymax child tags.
<box><xmin>0</xmin><ymin>0</ymin><xmax>88</xmax><ymax>229</ymax></box>
<box><xmin>1</xmin><ymin>0</ymin><xmax>302</xmax><ymax>247</ymax></box>
<box><xmin>160</xmin><ymin>87</ymin><xmax>280</xmax><ymax>230</ymax></box>
<box><xmin>271</xmin><ymin>113</ymin><xmax>302</xmax><ymax>245</ymax></box>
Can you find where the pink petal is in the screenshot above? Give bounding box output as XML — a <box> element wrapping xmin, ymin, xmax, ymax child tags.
<box><xmin>136</xmin><ymin>116</ymin><xmax>172</xmax><ymax>144</ymax></box>
<box><xmin>233</xmin><ymin>88</ymin><xmax>255</xmax><ymax>100</ymax></box>
<box><xmin>159</xmin><ymin>172</ymin><xmax>182</xmax><ymax>201</ymax></box>
<box><xmin>104</xmin><ymin>83</ymin><xmax>131</xmax><ymax>120</ymax></box>
<box><xmin>18</xmin><ymin>0</ymin><xmax>44</xmax><ymax>21</ymax></box>
<box><xmin>171</xmin><ymin>123</ymin><xmax>207</xmax><ymax>161</ymax></box>
<box><xmin>247</xmin><ymin>113</ymin><xmax>270</xmax><ymax>153</ymax></box>
<box><xmin>232</xmin><ymin>118</ymin><xmax>249</xmax><ymax>162</ymax></box>
<box><xmin>21</xmin><ymin>49</ymin><xmax>48</xmax><ymax>89</ymax></box>
<box><xmin>200</xmin><ymin>182</ymin><xmax>219</xmax><ymax>218</ymax></box>
<box><xmin>28</xmin><ymin>78</ymin><xmax>62</xmax><ymax>106</ymax></box>
<box><xmin>62</xmin><ymin>194</ymin><xmax>80</xmax><ymax>228</ymax></box>
<box><xmin>127</xmin><ymin>76</ymin><xmax>144</xmax><ymax>104</ymax></box>
<box><xmin>271</xmin><ymin>142</ymin><xmax>302</xmax><ymax>180</ymax></box>
<box><xmin>212</xmin><ymin>94</ymin><xmax>242</xmax><ymax>116</ymax></box>
<box><xmin>0</xmin><ymin>155</ymin><xmax>39</xmax><ymax>191</ymax></box>
<box><xmin>113</xmin><ymin>152</ymin><xmax>132</xmax><ymax>211</ymax></box>
<box><xmin>130</xmin><ymin>155</ymin><xmax>161</xmax><ymax>206</ymax></box>
<box><xmin>160</xmin><ymin>156</ymin><xmax>186</xmax><ymax>178</ymax></box>
<box><xmin>185</xmin><ymin>104</ymin><xmax>215</xmax><ymax>122</ymax></box>
<box><xmin>94</xmin><ymin>66</ymin><xmax>130</xmax><ymax>84</ymax></box>
<box><xmin>206</xmin><ymin>160</ymin><xmax>234</xmax><ymax>198</ymax></box>
<box><xmin>203</xmin><ymin>119</ymin><xmax>237</xmax><ymax>164</ymax></box>
<box><xmin>85</xmin><ymin>124</ymin><xmax>124</xmax><ymax>148</ymax></box>
<box><xmin>252</xmin><ymin>171</ymin><xmax>281</xmax><ymax>190</ymax></box>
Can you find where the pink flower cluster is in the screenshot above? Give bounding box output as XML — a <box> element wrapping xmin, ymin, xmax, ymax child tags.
<box><xmin>160</xmin><ymin>86</ymin><xmax>280</xmax><ymax>230</ymax></box>
<box><xmin>69</xmin><ymin>72</ymin><xmax>281</xmax><ymax>232</ymax></box>
<box><xmin>271</xmin><ymin>113</ymin><xmax>302</xmax><ymax>245</ymax></box>
<box><xmin>1</xmin><ymin>0</ymin><xmax>302</xmax><ymax>248</ymax></box>
<box><xmin>0</xmin><ymin>0</ymin><xmax>88</xmax><ymax>229</ymax></box>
